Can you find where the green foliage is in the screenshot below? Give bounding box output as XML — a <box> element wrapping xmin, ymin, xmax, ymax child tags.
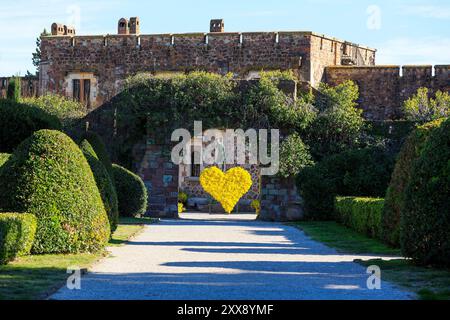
<box><xmin>297</xmin><ymin>166</ymin><xmax>336</xmax><ymax>220</ymax></box>
<box><xmin>178</xmin><ymin>192</ymin><xmax>188</xmax><ymax>205</ymax></box>
<box><xmin>401</xmin><ymin>117</ymin><xmax>450</xmax><ymax>266</ymax></box>
<box><xmin>0</xmin><ymin>213</ymin><xmax>37</xmax><ymax>265</ymax></box>
<box><xmin>0</xmin><ymin>130</ymin><xmax>110</xmax><ymax>254</ymax></box>
<box><xmin>0</xmin><ymin>153</ymin><xmax>10</xmax><ymax>167</ymax></box>
<box><xmin>7</xmin><ymin>77</ymin><xmax>21</xmax><ymax>102</ymax></box>
<box><xmin>403</xmin><ymin>87</ymin><xmax>450</xmax><ymax>122</ymax></box>
<box><xmin>21</xmin><ymin>94</ymin><xmax>86</xmax><ymax>129</ymax></box>
<box><xmin>32</xmin><ymin>29</ymin><xmax>50</xmax><ymax>73</ymax></box>
<box><xmin>82</xmin><ymin>131</ymin><xmax>114</xmax><ymax>178</ymax></box>
<box><xmin>383</xmin><ymin>119</ymin><xmax>445</xmax><ymax>247</ymax></box>
<box><xmin>106</xmin><ymin>72</ymin><xmax>314</xmax><ymax>164</ymax></box>
<box><xmin>278</xmin><ymin>133</ymin><xmax>314</xmax><ymax>178</ymax></box>
<box><xmin>80</xmin><ymin>140</ymin><xmax>119</xmax><ymax>232</ymax></box>
<box><xmin>297</xmin><ymin>146</ymin><xmax>395</xmax><ymax>219</ymax></box>
<box><xmin>112</xmin><ymin>164</ymin><xmax>148</xmax><ymax>217</ymax></box>
<box><xmin>304</xmin><ymin>81</ymin><xmax>365</xmax><ymax>159</ymax></box>
<box><xmin>335</xmin><ymin>197</ymin><xmax>384</xmax><ymax>240</ymax></box>
<box><xmin>0</xmin><ymin>99</ymin><xmax>61</xmax><ymax>153</ymax></box>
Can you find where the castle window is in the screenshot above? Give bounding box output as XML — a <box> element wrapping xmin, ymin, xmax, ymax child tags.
<box><xmin>191</xmin><ymin>152</ymin><xmax>201</xmax><ymax>178</ymax></box>
<box><xmin>73</xmin><ymin>79</ymin><xmax>81</xmax><ymax>102</ymax></box>
<box><xmin>72</xmin><ymin>78</ymin><xmax>91</xmax><ymax>108</ymax></box>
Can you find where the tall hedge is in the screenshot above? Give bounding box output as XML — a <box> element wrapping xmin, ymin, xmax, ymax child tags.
<box><xmin>382</xmin><ymin>119</ymin><xmax>444</xmax><ymax>247</ymax></box>
<box><xmin>0</xmin><ymin>130</ymin><xmax>110</xmax><ymax>254</ymax></box>
<box><xmin>297</xmin><ymin>146</ymin><xmax>395</xmax><ymax>219</ymax></box>
<box><xmin>0</xmin><ymin>100</ymin><xmax>61</xmax><ymax>153</ymax></box>
<box><xmin>80</xmin><ymin>140</ymin><xmax>119</xmax><ymax>232</ymax></box>
<box><xmin>0</xmin><ymin>213</ymin><xmax>37</xmax><ymax>264</ymax></box>
<box><xmin>7</xmin><ymin>77</ymin><xmax>21</xmax><ymax>102</ymax></box>
<box><xmin>112</xmin><ymin>164</ymin><xmax>148</xmax><ymax>217</ymax></box>
<box><xmin>82</xmin><ymin>131</ymin><xmax>114</xmax><ymax>178</ymax></box>
<box><xmin>401</xmin><ymin>117</ymin><xmax>450</xmax><ymax>266</ymax></box>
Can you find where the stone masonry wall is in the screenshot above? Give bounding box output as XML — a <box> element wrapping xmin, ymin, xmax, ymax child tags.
<box><xmin>326</xmin><ymin>65</ymin><xmax>450</xmax><ymax>120</ymax></box>
<box><xmin>39</xmin><ymin>32</ymin><xmax>375</xmax><ymax>110</ymax></box>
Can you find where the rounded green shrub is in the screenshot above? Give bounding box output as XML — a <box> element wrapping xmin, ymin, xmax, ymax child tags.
<box><xmin>0</xmin><ymin>100</ymin><xmax>61</xmax><ymax>153</ymax></box>
<box><xmin>112</xmin><ymin>164</ymin><xmax>148</xmax><ymax>217</ymax></box>
<box><xmin>383</xmin><ymin>119</ymin><xmax>445</xmax><ymax>247</ymax></box>
<box><xmin>0</xmin><ymin>130</ymin><xmax>110</xmax><ymax>254</ymax></box>
<box><xmin>82</xmin><ymin>131</ymin><xmax>114</xmax><ymax>178</ymax></box>
<box><xmin>401</xmin><ymin>117</ymin><xmax>450</xmax><ymax>266</ymax></box>
<box><xmin>80</xmin><ymin>140</ymin><xmax>119</xmax><ymax>232</ymax></box>
<box><xmin>0</xmin><ymin>213</ymin><xmax>37</xmax><ymax>264</ymax></box>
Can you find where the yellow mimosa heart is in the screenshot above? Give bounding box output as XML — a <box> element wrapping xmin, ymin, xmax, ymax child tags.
<box><xmin>199</xmin><ymin>166</ymin><xmax>253</xmax><ymax>214</ymax></box>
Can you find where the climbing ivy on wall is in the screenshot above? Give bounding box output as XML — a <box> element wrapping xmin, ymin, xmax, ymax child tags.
<box><xmin>103</xmin><ymin>71</ymin><xmax>314</xmax><ymax>166</ymax></box>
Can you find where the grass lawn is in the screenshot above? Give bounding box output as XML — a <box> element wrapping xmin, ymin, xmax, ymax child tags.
<box><xmin>0</xmin><ymin>217</ymin><xmax>158</xmax><ymax>300</ymax></box>
<box><xmin>293</xmin><ymin>221</ymin><xmax>450</xmax><ymax>300</ymax></box>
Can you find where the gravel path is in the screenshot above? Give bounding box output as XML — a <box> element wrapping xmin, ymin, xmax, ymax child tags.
<box><xmin>52</xmin><ymin>213</ymin><xmax>414</xmax><ymax>300</ymax></box>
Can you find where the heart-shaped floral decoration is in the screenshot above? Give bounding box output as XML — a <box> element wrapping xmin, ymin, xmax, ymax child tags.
<box><xmin>199</xmin><ymin>166</ymin><xmax>252</xmax><ymax>214</ymax></box>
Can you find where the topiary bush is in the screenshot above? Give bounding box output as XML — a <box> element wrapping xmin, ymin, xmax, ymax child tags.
<box><xmin>82</xmin><ymin>131</ymin><xmax>114</xmax><ymax>178</ymax></box>
<box><xmin>112</xmin><ymin>164</ymin><xmax>148</xmax><ymax>217</ymax></box>
<box><xmin>0</xmin><ymin>130</ymin><xmax>110</xmax><ymax>254</ymax></box>
<box><xmin>335</xmin><ymin>197</ymin><xmax>384</xmax><ymax>240</ymax></box>
<box><xmin>80</xmin><ymin>140</ymin><xmax>119</xmax><ymax>232</ymax></box>
<box><xmin>0</xmin><ymin>213</ymin><xmax>37</xmax><ymax>264</ymax></box>
<box><xmin>382</xmin><ymin>119</ymin><xmax>445</xmax><ymax>247</ymax></box>
<box><xmin>0</xmin><ymin>99</ymin><xmax>61</xmax><ymax>153</ymax></box>
<box><xmin>401</xmin><ymin>117</ymin><xmax>450</xmax><ymax>266</ymax></box>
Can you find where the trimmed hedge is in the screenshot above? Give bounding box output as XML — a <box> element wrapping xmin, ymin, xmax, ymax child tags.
<box><xmin>0</xmin><ymin>130</ymin><xmax>110</xmax><ymax>254</ymax></box>
<box><xmin>297</xmin><ymin>146</ymin><xmax>395</xmax><ymax>219</ymax></box>
<box><xmin>112</xmin><ymin>164</ymin><xmax>148</xmax><ymax>217</ymax></box>
<box><xmin>82</xmin><ymin>131</ymin><xmax>114</xmax><ymax>178</ymax></box>
<box><xmin>0</xmin><ymin>100</ymin><xmax>61</xmax><ymax>153</ymax></box>
<box><xmin>401</xmin><ymin>117</ymin><xmax>450</xmax><ymax>266</ymax></box>
<box><xmin>0</xmin><ymin>213</ymin><xmax>37</xmax><ymax>264</ymax></box>
<box><xmin>382</xmin><ymin>119</ymin><xmax>444</xmax><ymax>247</ymax></box>
<box><xmin>80</xmin><ymin>140</ymin><xmax>119</xmax><ymax>232</ymax></box>
<box><xmin>335</xmin><ymin>197</ymin><xmax>384</xmax><ymax>240</ymax></box>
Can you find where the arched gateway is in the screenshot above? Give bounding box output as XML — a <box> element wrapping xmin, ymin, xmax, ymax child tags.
<box><xmin>76</xmin><ymin>75</ymin><xmax>304</xmax><ymax>222</ymax></box>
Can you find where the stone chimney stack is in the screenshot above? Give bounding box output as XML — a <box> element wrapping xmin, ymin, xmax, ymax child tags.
<box><xmin>210</xmin><ymin>19</ymin><xmax>224</xmax><ymax>33</ymax></box>
<box><xmin>129</xmin><ymin>17</ymin><xmax>140</xmax><ymax>35</ymax></box>
<box><xmin>118</xmin><ymin>18</ymin><xmax>129</xmax><ymax>35</ymax></box>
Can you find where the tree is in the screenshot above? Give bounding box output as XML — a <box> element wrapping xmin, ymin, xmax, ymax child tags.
<box><xmin>6</xmin><ymin>76</ymin><xmax>21</xmax><ymax>102</ymax></box>
<box><xmin>31</xmin><ymin>29</ymin><xmax>50</xmax><ymax>74</ymax></box>
<box><xmin>403</xmin><ymin>87</ymin><xmax>450</xmax><ymax>122</ymax></box>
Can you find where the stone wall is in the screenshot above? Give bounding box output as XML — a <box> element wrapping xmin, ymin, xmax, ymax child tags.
<box><xmin>39</xmin><ymin>32</ymin><xmax>375</xmax><ymax>109</ymax></box>
<box><xmin>133</xmin><ymin>142</ymin><xmax>179</xmax><ymax>218</ymax></box>
<box><xmin>259</xmin><ymin>177</ymin><xmax>304</xmax><ymax>222</ymax></box>
<box><xmin>0</xmin><ymin>76</ymin><xmax>39</xmax><ymax>99</ymax></box>
<box><xmin>325</xmin><ymin>65</ymin><xmax>450</xmax><ymax>120</ymax></box>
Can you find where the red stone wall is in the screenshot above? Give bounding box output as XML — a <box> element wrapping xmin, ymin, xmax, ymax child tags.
<box><xmin>325</xmin><ymin>65</ymin><xmax>450</xmax><ymax>120</ymax></box>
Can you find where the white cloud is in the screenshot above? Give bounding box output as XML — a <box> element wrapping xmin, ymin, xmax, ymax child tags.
<box><xmin>377</xmin><ymin>36</ymin><xmax>450</xmax><ymax>65</ymax></box>
<box><xmin>400</xmin><ymin>5</ymin><xmax>450</xmax><ymax>19</ymax></box>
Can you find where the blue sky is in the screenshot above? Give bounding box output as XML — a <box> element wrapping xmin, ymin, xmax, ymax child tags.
<box><xmin>1</xmin><ymin>0</ymin><xmax>449</xmax><ymax>76</ymax></box>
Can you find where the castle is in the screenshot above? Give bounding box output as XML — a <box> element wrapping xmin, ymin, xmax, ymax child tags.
<box><xmin>30</xmin><ymin>18</ymin><xmax>450</xmax><ymax>219</ymax></box>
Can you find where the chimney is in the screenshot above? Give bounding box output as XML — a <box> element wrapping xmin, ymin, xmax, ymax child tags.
<box><xmin>210</xmin><ymin>19</ymin><xmax>224</xmax><ymax>33</ymax></box>
<box><xmin>118</xmin><ymin>18</ymin><xmax>129</xmax><ymax>35</ymax></box>
<box><xmin>129</xmin><ymin>17</ymin><xmax>140</xmax><ymax>35</ymax></box>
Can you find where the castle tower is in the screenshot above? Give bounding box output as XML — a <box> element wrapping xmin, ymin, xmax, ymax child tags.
<box><xmin>64</xmin><ymin>25</ymin><xmax>76</xmax><ymax>36</ymax></box>
<box><xmin>210</xmin><ymin>19</ymin><xmax>224</xmax><ymax>33</ymax></box>
<box><xmin>129</xmin><ymin>17</ymin><xmax>140</xmax><ymax>35</ymax></box>
<box><xmin>118</xmin><ymin>18</ymin><xmax>129</xmax><ymax>35</ymax></box>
